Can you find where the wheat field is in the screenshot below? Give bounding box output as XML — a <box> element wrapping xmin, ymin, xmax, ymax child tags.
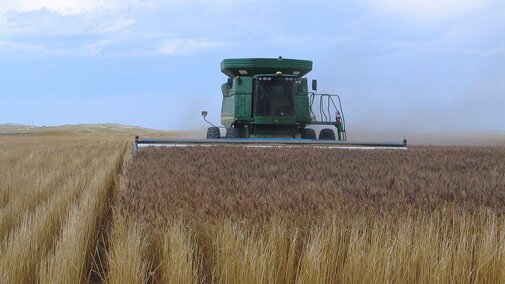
<box><xmin>0</xmin><ymin>134</ymin><xmax>128</xmax><ymax>283</ymax></box>
<box><xmin>111</xmin><ymin>146</ymin><xmax>505</xmax><ymax>284</ymax></box>
<box><xmin>1</xmin><ymin>133</ymin><xmax>504</xmax><ymax>283</ymax></box>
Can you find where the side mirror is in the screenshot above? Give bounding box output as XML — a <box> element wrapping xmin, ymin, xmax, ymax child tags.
<box><xmin>312</xmin><ymin>79</ymin><xmax>317</xmax><ymax>91</ymax></box>
<box><xmin>227</xmin><ymin>78</ymin><xmax>233</xmax><ymax>89</ymax></box>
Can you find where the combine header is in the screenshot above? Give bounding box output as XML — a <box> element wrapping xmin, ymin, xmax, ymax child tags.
<box><xmin>135</xmin><ymin>57</ymin><xmax>407</xmax><ymax>152</ymax></box>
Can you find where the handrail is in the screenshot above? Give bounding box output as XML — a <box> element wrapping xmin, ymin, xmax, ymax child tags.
<box><xmin>309</xmin><ymin>93</ymin><xmax>346</xmax><ymax>134</ymax></box>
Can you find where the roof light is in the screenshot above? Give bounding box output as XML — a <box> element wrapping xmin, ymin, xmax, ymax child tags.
<box><xmin>238</xmin><ymin>70</ymin><xmax>248</xmax><ymax>75</ymax></box>
<box><xmin>293</xmin><ymin>71</ymin><xmax>300</xmax><ymax>75</ymax></box>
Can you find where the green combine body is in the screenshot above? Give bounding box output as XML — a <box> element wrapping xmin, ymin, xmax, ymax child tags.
<box><xmin>209</xmin><ymin>57</ymin><xmax>346</xmax><ymax>140</ymax></box>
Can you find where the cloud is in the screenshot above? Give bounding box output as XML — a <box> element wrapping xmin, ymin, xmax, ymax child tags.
<box><xmin>0</xmin><ymin>40</ymin><xmax>67</xmax><ymax>56</ymax></box>
<box><xmin>485</xmin><ymin>45</ymin><xmax>505</xmax><ymax>56</ymax></box>
<box><xmin>0</xmin><ymin>0</ymin><xmax>126</xmax><ymax>16</ymax></box>
<box><xmin>365</xmin><ymin>0</ymin><xmax>491</xmax><ymax>24</ymax></box>
<box><xmin>0</xmin><ymin>8</ymin><xmax>135</xmax><ymax>35</ymax></box>
<box><xmin>0</xmin><ymin>1</ymin><xmax>237</xmax><ymax>57</ymax></box>
<box><xmin>0</xmin><ymin>5</ymin><xmax>137</xmax><ymax>56</ymax></box>
<box><xmin>156</xmin><ymin>38</ymin><xmax>225</xmax><ymax>56</ymax></box>
<box><xmin>464</xmin><ymin>45</ymin><xmax>505</xmax><ymax>57</ymax></box>
<box><xmin>0</xmin><ymin>0</ymin><xmax>243</xmax><ymax>17</ymax></box>
<box><xmin>84</xmin><ymin>38</ymin><xmax>123</xmax><ymax>55</ymax></box>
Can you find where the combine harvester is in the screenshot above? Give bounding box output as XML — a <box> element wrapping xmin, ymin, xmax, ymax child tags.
<box><xmin>135</xmin><ymin>57</ymin><xmax>407</xmax><ymax>152</ymax></box>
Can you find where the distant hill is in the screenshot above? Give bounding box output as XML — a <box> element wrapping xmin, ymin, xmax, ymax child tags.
<box><xmin>0</xmin><ymin>123</ymin><xmax>34</xmax><ymax>134</ymax></box>
<box><xmin>0</xmin><ymin>123</ymin><xmax>182</xmax><ymax>137</ymax></box>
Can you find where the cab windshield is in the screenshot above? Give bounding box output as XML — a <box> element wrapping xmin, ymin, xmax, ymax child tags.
<box><xmin>254</xmin><ymin>76</ymin><xmax>296</xmax><ymax>117</ymax></box>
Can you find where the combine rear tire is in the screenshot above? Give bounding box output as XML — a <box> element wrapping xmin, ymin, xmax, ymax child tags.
<box><xmin>319</xmin><ymin>128</ymin><xmax>336</xmax><ymax>140</ymax></box>
<box><xmin>206</xmin><ymin>127</ymin><xmax>221</xmax><ymax>139</ymax></box>
<box><xmin>301</xmin><ymin>128</ymin><xmax>316</xmax><ymax>139</ymax></box>
<box><xmin>225</xmin><ymin>127</ymin><xmax>244</xmax><ymax>138</ymax></box>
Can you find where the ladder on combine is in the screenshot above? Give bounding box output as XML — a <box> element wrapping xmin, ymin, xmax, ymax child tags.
<box><xmin>309</xmin><ymin>93</ymin><xmax>347</xmax><ymax>141</ymax></box>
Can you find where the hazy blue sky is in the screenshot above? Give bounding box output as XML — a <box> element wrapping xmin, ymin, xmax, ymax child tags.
<box><xmin>0</xmin><ymin>0</ymin><xmax>504</xmax><ymax>132</ymax></box>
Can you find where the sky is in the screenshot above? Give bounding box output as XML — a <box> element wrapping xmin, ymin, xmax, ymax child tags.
<box><xmin>0</xmin><ymin>0</ymin><xmax>504</xmax><ymax>132</ymax></box>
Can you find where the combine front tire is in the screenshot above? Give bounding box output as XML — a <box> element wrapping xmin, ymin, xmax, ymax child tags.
<box><xmin>319</xmin><ymin>128</ymin><xmax>336</xmax><ymax>140</ymax></box>
<box><xmin>206</xmin><ymin>127</ymin><xmax>221</xmax><ymax>139</ymax></box>
<box><xmin>225</xmin><ymin>127</ymin><xmax>244</xmax><ymax>138</ymax></box>
<box><xmin>301</xmin><ymin>128</ymin><xmax>316</xmax><ymax>139</ymax></box>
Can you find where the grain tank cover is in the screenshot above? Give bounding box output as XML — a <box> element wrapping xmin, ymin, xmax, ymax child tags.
<box><xmin>221</xmin><ymin>58</ymin><xmax>313</xmax><ymax>78</ymax></box>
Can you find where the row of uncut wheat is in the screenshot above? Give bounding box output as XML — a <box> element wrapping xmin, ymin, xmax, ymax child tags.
<box><xmin>107</xmin><ymin>209</ymin><xmax>505</xmax><ymax>283</ymax></box>
<box><xmin>0</xmin><ymin>135</ymin><xmax>127</xmax><ymax>284</ymax></box>
<box><xmin>108</xmin><ymin>146</ymin><xmax>505</xmax><ymax>283</ymax></box>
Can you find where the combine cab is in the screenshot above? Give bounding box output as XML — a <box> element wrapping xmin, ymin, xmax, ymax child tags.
<box><xmin>135</xmin><ymin>57</ymin><xmax>407</xmax><ymax>152</ymax></box>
